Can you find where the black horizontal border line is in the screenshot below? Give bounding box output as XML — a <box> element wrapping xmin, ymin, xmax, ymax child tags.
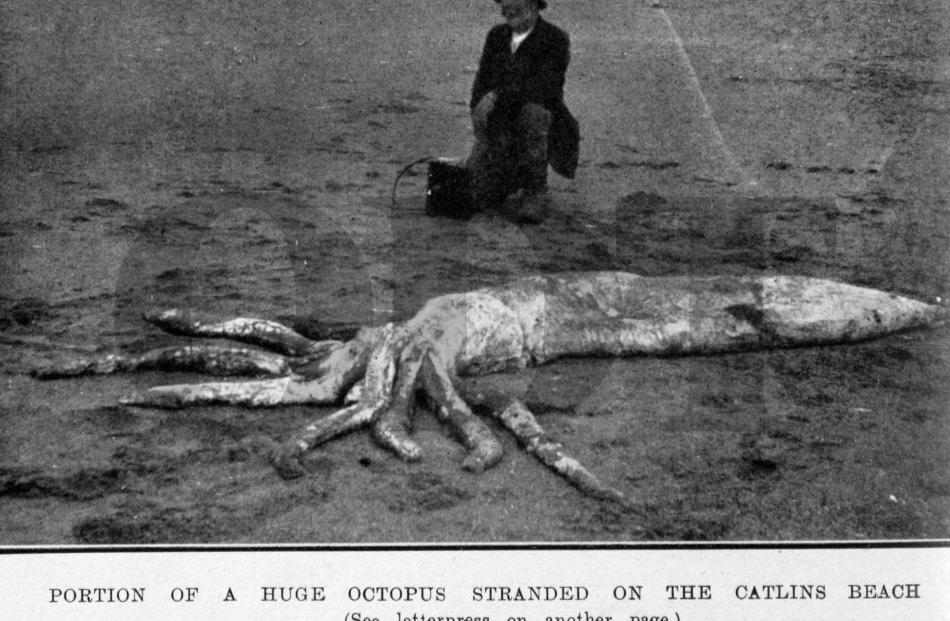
<box><xmin>2</xmin><ymin>540</ymin><xmax>949</xmax><ymax>554</ymax></box>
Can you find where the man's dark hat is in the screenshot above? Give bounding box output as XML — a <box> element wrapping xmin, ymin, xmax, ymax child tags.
<box><xmin>495</xmin><ymin>0</ymin><xmax>548</xmax><ymax>9</ymax></box>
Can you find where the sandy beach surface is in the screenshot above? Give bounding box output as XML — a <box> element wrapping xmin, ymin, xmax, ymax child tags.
<box><xmin>1</xmin><ymin>0</ymin><xmax>949</xmax><ymax>542</ymax></box>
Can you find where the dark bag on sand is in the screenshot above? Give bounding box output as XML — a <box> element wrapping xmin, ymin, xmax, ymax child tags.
<box><xmin>425</xmin><ymin>158</ymin><xmax>473</xmax><ymax>220</ymax></box>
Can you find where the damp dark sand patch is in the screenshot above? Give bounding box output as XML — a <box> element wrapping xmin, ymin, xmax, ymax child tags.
<box><xmin>385</xmin><ymin>471</ymin><xmax>474</xmax><ymax>514</ymax></box>
<box><xmin>0</xmin><ymin>465</ymin><xmax>127</xmax><ymax>501</ymax></box>
<box><xmin>73</xmin><ymin>503</ymin><xmax>245</xmax><ymax>544</ymax></box>
<box><xmin>71</xmin><ymin>476</ymin><xmax>335</xmax><ymax>544</ymax></box>
<box><xmin>0</xmin><ymin>297</ymin><xmax>55</xmax><ymax>331</ymax></box>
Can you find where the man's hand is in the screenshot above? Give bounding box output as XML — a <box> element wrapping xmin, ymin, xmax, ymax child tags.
<box><xmin>472</xmin><ymin>91</ymin><xmax>498</xmax><ymax>138</ymax></box>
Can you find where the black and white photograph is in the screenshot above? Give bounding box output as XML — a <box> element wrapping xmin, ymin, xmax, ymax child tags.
<box><xmin>1</xmin><ymin>0</ymin><xmax>948</xmax><ymax>546</ymax></box>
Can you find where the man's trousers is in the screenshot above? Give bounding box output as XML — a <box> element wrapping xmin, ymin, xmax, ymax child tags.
<box><xmin>467</xmin><ymin>101</ymin><xmax>552</xmax><ymax>212</ymax></box>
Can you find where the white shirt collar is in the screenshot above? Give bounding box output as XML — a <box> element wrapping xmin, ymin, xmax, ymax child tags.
<box><xmin>510</xmin><ymin>26</ymin><xmax>533</xmax><ymax>53</ymax></box>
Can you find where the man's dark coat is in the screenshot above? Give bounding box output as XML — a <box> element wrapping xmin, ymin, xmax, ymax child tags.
<box><xmin>470</xmin><ymin>17</ymin><xmax>580</xmax><ymax>179</ymax></box>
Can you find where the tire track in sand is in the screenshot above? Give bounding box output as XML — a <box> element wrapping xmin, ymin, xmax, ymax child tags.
<box><xmin>566</xmin><ymin>0</ymin><xmax>758</xmax><ymax>200</ymax></box>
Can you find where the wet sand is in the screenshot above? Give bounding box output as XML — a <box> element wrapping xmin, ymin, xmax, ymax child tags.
<box><xmin>0</xmin><ymin>0</ymin><xmax>948</xmax><ymax>542</ymax></box>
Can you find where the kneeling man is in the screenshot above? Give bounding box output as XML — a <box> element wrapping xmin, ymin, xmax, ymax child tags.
<box><xmin>468</xmin><ymin>0</ymin><xmax>579</xmax><ymax>223</ymax></box>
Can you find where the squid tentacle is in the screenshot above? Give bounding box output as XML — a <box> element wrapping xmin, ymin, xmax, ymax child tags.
<box><xmin>33</xmin><ymin>345</ymin><xmax>292</xmax><ymax>379</ymax></box>
<box><xmin>417</xmin><ymin>351</ymin><xmax>504</xmax><ymax>473</ymax></box>
<box><xmin>371</xmin><ymin>341</ymin><xmax>426</xmax><ymax>462</ymax></box>
<box><xmin>492</xmin><ymin>399</ymin><xmax>629</xmax><ymax>507</ymax></box>
<box><xmin>143</xmin><ymin>308</ymin><xmax>338</xmax><ymax>357</ymax></box>
<box><xmin>273</xmin><ymin>324</ymin><xmax>399</xmax><ymax>476</ymax></box>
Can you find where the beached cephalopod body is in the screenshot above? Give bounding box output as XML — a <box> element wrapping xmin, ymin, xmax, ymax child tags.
<box><xmin>36</xmin><ymin>272</ymin><xmax>943</xmax><ymax>505</ymax></box>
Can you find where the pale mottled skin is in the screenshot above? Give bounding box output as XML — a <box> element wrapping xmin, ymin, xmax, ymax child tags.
<box><xmin>33</xmin><ymin>345</ymin><xmax>291</xmax><ymax>379</ymax></box>
<box><xmin>144</xmin><ymin>308</ymin><xmax>328</xmax><ymax>357</ymax></box>
<box><xmin>40</xmin><ymin>272</ymin><xmax>944</xmax><ymax>503</ymax></box>
<box><xmin>382</xmin><ymin>272</ymin><xmax>940</xmax><ymax>377</ymax></box>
